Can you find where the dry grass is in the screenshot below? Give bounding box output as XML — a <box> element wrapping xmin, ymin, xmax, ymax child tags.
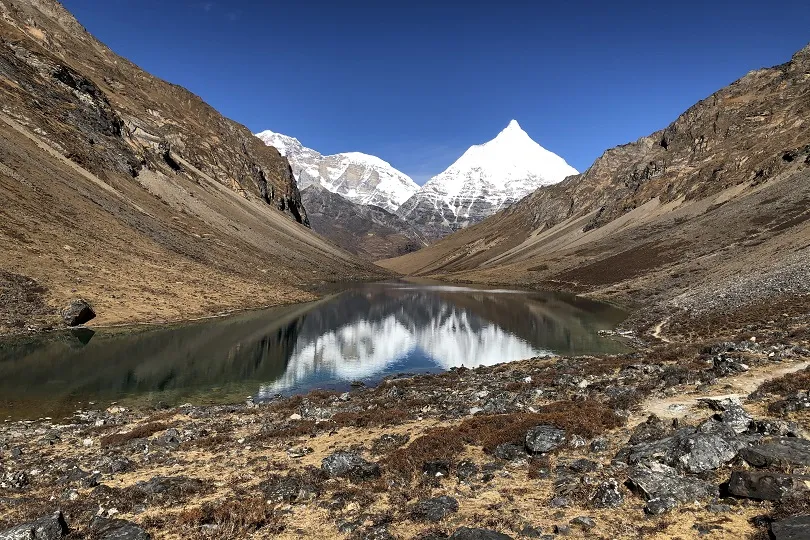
<box><xmin>176</xmin><ymin>498</ymin><xmax>283</xmax><ymax>538</ymax></box>
<box><xmin>99</xmin><ymin>422</ymin><xmax>168</xmax><ymax>447</ymax></box>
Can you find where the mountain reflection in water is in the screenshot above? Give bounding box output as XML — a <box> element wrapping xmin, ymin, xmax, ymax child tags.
<box><xmin>0</xmin><ymin>282</ymin><xmax>628</xmax><ymax>419</ymax></box>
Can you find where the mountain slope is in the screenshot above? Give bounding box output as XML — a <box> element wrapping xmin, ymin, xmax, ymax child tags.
<box><xmin>0</xmin><ymin>0</ymin><xmax>388</xmax><ymax>334</ymax></box>
<box><xmin>255</xmin><ymin>130</ymin><xmax>419</xmax><ymax>212</ymax></box>
<box><xmin>301</xmin><ymin>184</ymin><xmax>428</xmax><ymax>260</ymax></box>
<box><xmin>381</xmin><ymin>45</ymin><xmax>810</xmax><ymax>334</ymax></box>
<box><xmin>397</xmin><ymin>120</ymin><xmax>578</xmax><ymax>240</ymax></box>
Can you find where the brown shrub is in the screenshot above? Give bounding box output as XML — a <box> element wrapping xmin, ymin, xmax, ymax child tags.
<box><xmin>757</xmin><ymin>366</ymin><xmax>810</xmax><ymax>397</ymax></box>
<box><xmin>99</xmin><ymin>422</ymin><xmax>167</xmax><ymax>447</ymax></box>
<box><xmin>382</xmin><ymin>427</ymin><xmax>465</xmax><ymax>479</ymax></box>
<box><xmin>181</xmin><ymin>434</ymin><xmax>230</xmax><ymax>450</ymax></box>
<box><xmin>176</xmin><ymin>498</ymin><xmax>282</xmax><ymax>538</ymax></box>
<box><xmin>332</xmin><ymin>407</ymin><xmax>411</xmax><ymax>428</ymax></box>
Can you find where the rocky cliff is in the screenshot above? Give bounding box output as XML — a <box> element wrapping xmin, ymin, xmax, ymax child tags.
<box><xmin>0</xmin><ymin>0</ymin><xmax>388</xmax><ymax>333</ymax></box>
<box><xmin>301</xmin><ymin>184</ymin><xmax>427</xmax><ymax>260</ymax></box>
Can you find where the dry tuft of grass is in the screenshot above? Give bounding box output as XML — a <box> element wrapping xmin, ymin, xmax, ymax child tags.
<box><xmin>176</xmin><ymin>498</ymin><xmax>283</xmax><ymax>538</ymax></box>
<box><xmin>99</xmin><ymin>422</ymin><xmax>168</xmax><ymax>447</ymax></box>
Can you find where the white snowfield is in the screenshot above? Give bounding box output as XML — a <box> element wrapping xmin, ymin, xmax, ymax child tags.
<box><xmin>255</xmin><ymin>130</ymin><xmax>419</xmax><ymax>212</ymax></box>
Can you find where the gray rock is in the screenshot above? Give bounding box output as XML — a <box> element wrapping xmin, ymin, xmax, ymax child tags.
<box><xmin>727</xmin><ymin>471</ymin><xmax>810</xmax><ymax>501</ymax></box>
<box><xmin>90</xmin><ymin>517</ymin><xmax>151</xmax><ymax>540</ymax></box>
<box><xmin>590</xmin><ymin>438</ymin><xmax>608</xmax><ymax>452</ymax></box>
<box><xmin>456</xmin><ymin>460</ymin><xmax>479</xmax><ymax>482</ymax></box>
<box><xmin>0</xmin><ymin>511</ymin><xmax>68</xmax><ymax>540</ymax></box>
<box><xmin>616</xmin><ymin>420</ymin><xmax>745</xmax><ymax>473</ymax></box>
<box><xmin>590</xmin><ymin>479</ymin><xmax>624</xmax><ymax>508</ymax></box>
<box><xmin>411</xmin><ymin>495</ymin><xmax>459</xmax><ymax>522</ymax></box>
<box><xmin>423</xmin><ymin>460</ymin><xmax>450</xmax><ymax>477</ymax></box>
<box><xmin>494</xmin><ymin>443</ymin><xmax>526</xmax><ymax>461</ymax></box>
<box><xmin>525</xmin><ymin>426</ymin><xmax>565</xmax><ymax>454</ymax></box>
<box><xmin>568</xmin><ymin>459</ymin><xmax>599</xmax><ymax>473</ymax></box>
<box><xmin>449</xmin><ymin>527</ymin><xmax>513</xmax><ymax>540</ymax></box>
<box><xmin>705</xmin><ymin>398</ymin><xmax>753</xmax><ymax>434</ymax></box>
<box><xmin>628</xmin><ymin>414</ymin><xmax>672</xmax><ymax>444</ymax></box>
<box><xmin>518</xmin><ymin>525</ymin><xmax>543</xmax><ymax>537</ymax></box>
<box><xmin>321</xmin><ymin>451</ymin><xmax>380</xmax><ymax>480</ymax></box>
<box><xmin>61</xmin><ymin>299</ymin><xmax>95</xmax><ymax>326</ymax></box>
<box><xmin>739</xmin><ymin>437</ymin><xmax>810</xmax><ymax>468</ymax></box>
<box><xmin>569</xmin><ymin>516</ymin><xmax>595</xmax><ymax>531</ymax></box>
<box><xmin>771</xmin><ymin>515</ymin><xmax>810</xmax><ymax>540</ymax></box>
<box><xmin>626</xmin><ymin>462</ymin><xmax>718</xmax><ymax>514</ymax></box>
<box><xmin>553</xmin><ymin>524</ymin><xmax>571</xmax><ymax>535</ymax></box>
<box><xmin>134</xmin><ymin>476</ymin><xmax>204</xmax><ymax>498</ymax></box>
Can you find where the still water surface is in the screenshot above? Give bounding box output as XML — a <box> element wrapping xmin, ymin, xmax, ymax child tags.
<box><xmin>0</xmin><ymin>282</ymin><xmax>628</xmax><ymax>419</ymax></box>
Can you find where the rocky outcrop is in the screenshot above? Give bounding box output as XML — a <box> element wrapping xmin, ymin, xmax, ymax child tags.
<box><xmin>0</xmin><ymin>511</ymin><xmax>68</xmax><ymax>540</ymax></box>
<box><xmin>301</xmin><ymin>184</ymin><xmax>427</xmax><ymax>260</ymax></box>
<box><xmin>60</xmin><ymin>298</ymin><xmax>95</xmax><ymax>326</ymax></box>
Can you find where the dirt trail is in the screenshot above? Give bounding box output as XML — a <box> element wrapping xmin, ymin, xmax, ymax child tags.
<box><xmin>636</xmin><ymin>359</ymin><xmax>810</xmax><ymax>426</ymax></box>
<box><xmin>651</xmin><ymin>316</ymin><xmax>672</xmax><ymax>343</ymax></box>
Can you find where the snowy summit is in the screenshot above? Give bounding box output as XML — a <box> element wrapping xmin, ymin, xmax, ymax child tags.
<box><xmin>396</xmin><ymin>120</ymin><xmax>578</xmax><ymax>239</ymax></box>
<box><xmin>255</xmin><ymin>129</ymin><xmax>419</xmax><ymax>212</ymax></box>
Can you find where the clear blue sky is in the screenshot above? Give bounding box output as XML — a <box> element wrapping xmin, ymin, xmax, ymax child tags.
<box><xmin>63</xmin><ymin>0</ymin><xmax>809</xmax><ymax>184</ymax></box>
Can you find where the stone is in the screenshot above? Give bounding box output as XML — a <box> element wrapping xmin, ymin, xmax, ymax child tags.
<box><xmin>423</xmin><ymin>460</ymin><xmax>451</xmax><ymax>477</ymax></box>
<box><xmin>626</xmin><ymin>462</ymin><xmax>718</xmax><ymax>514</ymax></box>
<box><xmin>628</xmin><ymin>414</ymin><xmax>672</xmax><ymax>444</ymax></box>
<box><xmin>321</xmin><ymin>451</ymin><xmax>380</xmax><ymax>481</ymax></box>
<box><xmin>739</xmin><ymin>437</ymin><xmax>810</xmax><ymax>468</ymax></box>
<box><xmin>449</xmin><ymin>528</ymin><xmax>513</xmax><ymax>540</ymax></box>
<box><xmin>553</xmin><ymin>525</ymin><xmax>571</xmax><ymax>535</ymax></box>
<box><xmin>90</xmin><ymin>517</ymin><xmax>151</xmax><ymax>540</ymax></box>
<box><xmin>771</xmin><ymin>515</ymin><xmax>810</xmax><ymax>540</ymax></box>
<box><xmin>727</xmin><ymin>471</ymin><xmax>810</xmax><ymax>501</ymax></box>
<box><xmin>61</xmin><ymin>299</ymin><xmax>95</xmax><ymax>326</ymax></box>
<box><xmin>411</xmin><ymin>496</ymin><xmax>459</xmax><ymax>522</ymax></box>
<box><xmin>518</xmin><ymin>525</ymin><xmax>543</xmax><ymax>537</ymax></box>
<box><xmin>568</xmin><ymin>459</ymin><xmax>599</xmax><ymax>473</ymax></box>
<box><xmin>0</xmin><ymin>511</ymin><xmax>68</xmax><ymax>540</ymax></box>
<box><xmin>260</xmin><ymin>472</ymin><xmax>322</xmax><ymax>503</ymax></box>
<box><xmin>590</xmin><ymin>438</ymin><xmax>608</xmax><ymax>452</ymax></box>
<box><xmin>590</xmin><ymin>479</ymin><xmax>624</xmax><ymax>508</ymax></box>
<box><xmin>494</xmin><ymin>443</ymin><xmax>526</xmax><ymax>461</ymax></box>
<box><xmin>133</xmin><ymin>476</ymin><xmax>205</xmax><ymax>499</ymax></box>
<box><xmin>616</xmin><ymin>420</ymin><xmax>745</xmax><ymax>473</ymax></box>
<box><xmin>569</xmin><ymin>516</ymin><xmax>595</xmax><ymax>531</ymax></box>
<box><xmin>525</xmin><ymin>426</ymin><xmax>565</xmax><ymax>454</ymax></box>
<box><xmin>456</xmin><ymin>460</ymin><xmax>479</xmax><ymax>481</ymax></box>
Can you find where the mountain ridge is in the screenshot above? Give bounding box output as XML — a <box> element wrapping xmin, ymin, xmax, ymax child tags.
<box><xmin>396</xmin><ymin>119</ymin><xmax>578</xmax><ymax>240</ymax></box>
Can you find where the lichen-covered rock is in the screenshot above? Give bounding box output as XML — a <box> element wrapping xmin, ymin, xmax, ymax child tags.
<box><xmin>61</xmin><ymin>299</ymin><xmax>95</xmax><ymax>326</ymax></box>
<box><xmin>321</xmin><ymin>451</ymin><xmax>380</xmax><ymax>481</ymax></box>
<box><xmin>739</xmin><ymin>437</ymin><xmax>810</xmax><ymax>468</ymax></box>
<box><xmin>525</xmin><ymin>425</ymin><xmax>565</xmax><ymax>454</ymax></box>
<box><xmin>0</xmin><ymin>511</ymin><xmax>68</xmax><ymax>540</ymax></box>
<box><xmin>727</xmin><ymin>471</ymin><xmax>810</xmax><ymax>501</ymax></box>
<box><xmin>448</xmin><ymin>527</ymin><xmax>513</xmax><ymax>540</ymax></box>
<box><xmin>89</xmin><ymin>517</ymin><xmax>151</xmax><ymax>540</ymax></box>
<box><xmin>411</xmin><ymin>495</ymin><xmax>459</xmax><ymax>522</ymax></box>
<box><xmin>626</xmin><ymin>462</ymin><xmax>718</xmax><ymax>514</ymax></box>
<box><xmin>590</xmin><ymin>478</ymin><xmax>624</xmax><ymax>508</ymax></box>
<box><xmin>770</xmin><ymin>515</ymin><xmax>810</xmax><ymax>540</ymax></box>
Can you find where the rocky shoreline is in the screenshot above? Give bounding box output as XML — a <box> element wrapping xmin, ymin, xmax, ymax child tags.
<box><xmin>1</xmin><ymin>307</ymin><xmax>809</xmax><ymax>539</ymax></box>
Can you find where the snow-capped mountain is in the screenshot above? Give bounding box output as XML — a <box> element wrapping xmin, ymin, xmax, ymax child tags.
<box><xmin>255</xmin><ymin>130</ymin><xmax>419</xmax><ymax>212</ymax></box>
<box><xmin>397</xmin><ymin>120</ymin><xmax>578</xmax><ymax>240</ymax></box>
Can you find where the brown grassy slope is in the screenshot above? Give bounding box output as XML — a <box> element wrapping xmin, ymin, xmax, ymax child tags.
<box><xmin>380</xmin><ymin>45</ymin><xmax>810</xmax><ymax>327</ymax></box>
<box><xmin>0</xmin><ymin>0</ymin><xmax>389</xmax><ymax>333</ymax></box>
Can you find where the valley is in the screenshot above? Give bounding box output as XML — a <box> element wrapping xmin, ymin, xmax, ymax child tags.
<box><xmin>0</xmin><ymin>1</ymin><xmax>809</xmax><ymax>539</ymax></box>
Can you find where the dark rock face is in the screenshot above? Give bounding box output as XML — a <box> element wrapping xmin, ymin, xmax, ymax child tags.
<box><xmin>771</xmin><ymin>515</ymin><xmax>810</xmax><ymax>540</ymax></box>
<box><xmin>740</xmin><ymin>437</ymin><xmax>810</xmax><ymax>468</ymax></box>
<box><xmin>448</xmin><ymin>527</ymin><xmax>514</xmax><ymax>540</ymax></box>
<box><xmin>525</xmin><ymin>426</ymin><xmax>566</xmax><ymax>454</ymax></box>
<box><xmin>301</xmin><ymin>184</ymin><xmax>427</xmax><ymax>261</ymax></box>
<box><xmin>89</xmin><ymin>517</ymin><xmax>151</xmax><ymax>540</ymax></box>
<box><xmin>61</xmin><ymin>299</ymin><xmax>95</xmax><ymax>326</ymax></box>
<box><xmin>0</xmin><ymin>511</ymin><xmax>68</xmax><ymax>540</ymax></box>
<box><xmin>628</xmin><ymin>414</ymin><xmax>673</xmax><ymax>445</ymax></box>
<box><xmin>625</xmin><ymin>462</ymin><xmax>718</xmax><ymax>514</ymax></box>
<box><xmin>727</xmin><ymin>471</ymin><xmax>810</xmax><ymax>501</ymax></box>
<box><xmin>321</xmin><ymin>451</ymin><xmax>380</xmax><ymax>481</ymax></box>
<box><xmin>411</xmin><ymin>496</ymin><xmax>460</xmax><ymax>522</ymax></box>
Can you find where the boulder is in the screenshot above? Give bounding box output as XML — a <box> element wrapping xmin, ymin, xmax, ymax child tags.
<box><xmin>411</xmin><ymin>496</ymin><xmax>459</xmax><ymax>522</ymax></box>
<box><xmin>321</xmin><ymin>451</ymin><xmax>380</xmax><ymax>481</ymax></box>
<box><xmin>0</xmin><ymin>511</ymin><xmax>68</xmax><ymax>540</ymax></box>
<box><xmin>625</xmin><ymin>462</ymin><xmax>718</xmax><ymax>514</ymax></box>
<box><xmin>61</xmin><ymin>299</ymin><xmax>95</xmax><ymax>326</ymax></box>
<box><xmin>628</xmin><ymin>415</ymin><xmax>673</xmax><ymax>445</ymax></box>
<box><xmin>616</xmin><ymin>419</ymin><xmax>745</xmax><ymax>473</ymax></box>
<box><xmin>727</xmin><ymin>471</ymin><xmax>810</xmax><ymax>501</ymax></box>
<box><xmin>448</xmin><ymin>528</ymin><xmax>513</xmax><ymax>540</ymax></box>
<box><xmin>771</xmin><ymin>515</ymin><xmax>810</xmax><ymax>540</ymax></box>
<box><xmin>525</xmin><ymin>426</ymin><xmax>565</xmax><ymax>454</ymax></box>
<box><xmin>740</xmin><ymin>437</ymin><xmax>810</xmax><ymax>468</ymax></box>
<box><xmin>590</xmin><ymin>478</ymin><xmax>624</xmax><ymax>508</ymax></box>
<box><xmin>90</xmin><ymin>517</ymin><xmax>151</xmax><ymax>540</ymax></box>
<box><xmin>494</xmin><ymin>443</ymin><xmax>526</xmax><ymax>461</ymax></box>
